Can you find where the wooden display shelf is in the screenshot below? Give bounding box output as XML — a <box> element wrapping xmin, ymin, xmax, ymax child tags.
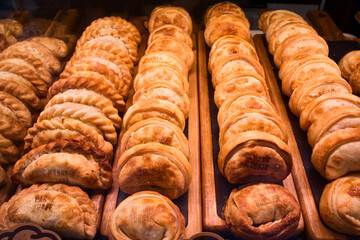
<box><xmin>254</xmin><ymin>34</ymin><xmax>360</xmax><ymax>240</ymax></box>
<box><xmin>100</xmin><ymin>33</ymin><xmax>202</xmax><ymax>240</ymax></box>
<box><xmin>198</xmin><ymin>30</ymin><xmax>304</xmax><ymax>238</ymax></box>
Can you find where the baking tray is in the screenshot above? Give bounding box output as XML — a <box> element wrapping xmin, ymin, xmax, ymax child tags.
<box><xmin>100</xmin><ymin>32</ymin><xmax>202</xmax><ymax>239</ymax></box>
<box><xmin>198</xmin><ymin>31</ymin><xmax>304</xmax><ymax>239</ymax></box>
<box><xmin>254</xmin><ymin>34</ymin><xmax>360</xmax><ymax>240</ymax></box>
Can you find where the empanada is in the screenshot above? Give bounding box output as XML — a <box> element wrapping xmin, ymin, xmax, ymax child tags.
<box><xmin>120</xmin><ymin>118</ymin><xmax>189</xmax><ymax>158</ymax></box>
<box><xmin>218</xmin><ymin>131</ymin><xmax>292</xmax><ymax>184</ymax></box>
<box><xmin>0</xmin><ymin>183</ymin><xmax>97</xmax><ymax>239</ymax></box>
<box><xmin>148</xmin><ymin>24</ymin><xmax>192</xmax><ymax>48</ymax></box>
<box><xmin>116</xmin><ymin>143</ymin><xmax>191</xmax><ymax>199</ymax></box>
<box><xmin>0</xmin><ymin>133</ymin><xmax>19</xmax><ymax>165</ymax></box>
<box><xmin>258</xmin><ymin>10</ymin><xmax>303</xmax><ymax>33</ymax></box>
<box><xmin>110</xmin><ymin>191</ymin><xmax>185</xmax><ymax>240</ymax></box>
<box><xmin>204</xmin><ymin>2</ymin><xmax>246</xmax><ymax>26</ymax></box>
<box><xmin>338</xmin><ymin>50</ymin><xmax>360</xmax><ymax>80</ymax></box>
<box><xmin>0</xmin><ymin>111</ymin><xmax>27</xmax><ymax>141</ymax></box>
<box><xmin>224</xmin><ymin>183</ymin><xmax>300</xmax><ymax>240</ymax></box>
<box><xmin>0</xmin><ymin>164</ymin><xmax>6</xmax><ymax>186</ymax></box>
<box><xmin>265</xmin><ymin>15</ymin><xmax>307</xmax><ymax>42</ymax></box>
<box><xmin>28</xmin><ymin>36</ymin><xmax>68</xmax><ymax>58</ymax></box>
<box><xmin>319</xmin><ymin>174</ymin><xmax>360</xmax><ymax>236</ymax></box>
<box><xmin>12</xmin><ymin>140</ymin><xmax>112</xmax><ymax>189</ymax></box>
<box><xmin>0</xmin><ymin>19</ymin><xmax>23</xmax><ymax>37</ymax></box>
<box><xmin>350</xmin><ymin>65</ymin><xmax>360</xmax><ymax>95</ymax></box>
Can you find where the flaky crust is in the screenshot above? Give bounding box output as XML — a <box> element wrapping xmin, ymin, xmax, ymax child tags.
<box><xmin>224</xmin><ymin>183</ymin><xmax>300</xmax><ymax>240</ymax></box>
<box><xmin>218</xmin><ymin>131</ymin><xmax>292</xmax><ymax>184</ymax></box>
<box><xmin>110</xmin><ymin>191</ymin><xmax>185</xmax><ymax>240</ymax></box>
<box><xmin>312</xmin><ymin>128</ymin><xmax>360</xmax><ymax>180</ymax></box>
<box><xmin>265</xmin><ymin>15</ymin><xmax>307</xmax><ymax>42</ymax></box>
<box><xmin>0</xmin><ymin>183</ymin><xmax>97</xmax><ymax>239</ymax></box>
<box><xmin>204</xmin><ymin>2</ymin><xmax>246</xmax><ymax>26</ymax></box>
<box><xmin>258</xmin><ymin>10</ymin><xmax>303</xmax><ymax>33</ymax></box>
<box><xmin>319</xmin><ymin>174</ymin><xmax>360</xmax><ymax>236</ymax></box>
<box><xmin>0</xmin><ymin>133</ymin><xmax>18</xmax><ymax>165</ymax></box>
<box><xmin>12</xmin><ymin>140</ymin><xmax>112</xmax><ymax>189</ymax></box>
<box><xmin>148</xmin><ymin>24</ymin><xmax>192</xmax><ymax>48</ymax></box>
<box><xmin>116</xmin><ymin>143</ymin><xmax>192</xmax><ymax>199</ymax></box>
<box><xmin>339</xmin><ymin>50</ymin><xmax>360</xmax><ymax>80</ymax></box>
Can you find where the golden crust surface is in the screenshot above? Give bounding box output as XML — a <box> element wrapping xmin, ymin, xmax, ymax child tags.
<box><xmin>0</xmin><ymin>133</ymin><xmax>18</xmax><ymax>165</ymax></box>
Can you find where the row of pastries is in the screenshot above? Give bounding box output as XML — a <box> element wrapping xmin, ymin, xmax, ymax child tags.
<box><xmin>204</xmin><ymin>2</ymin><xmax>300</xmax><ymax>240</ymax></box>
<box><xmin>259</xmin><ymin>9</ymin><xmax>360</xmax><ymax>235</ymax></box>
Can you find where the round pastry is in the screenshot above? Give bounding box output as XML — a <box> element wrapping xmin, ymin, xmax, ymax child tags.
<box><xmin>259</xmin><ymin>9</ymin><xmax>303</xmax><ymax>33</ymax></box>
<box><xmin>224</xmin><ymin>183</ymin><xmax>300</xmax><ymax>240</ymax></box>
<box><xmin>120</xmin><ymin>118</ymin><xmax>189</xmax><ymax>158</ymax></box>
<box><xmin>148</xmin><ymin>24</ymin><xmax>192</xmax><ymax>49</ymax></box>
<box><xmin>319</xmin><ymin>174</ymin><xmax>360</xmax><ymax>236</ymax></box>
<box><xmin>308</xmin><ymin>107</ymin><xmax>360</xmax><ymax>147</ymax></box>
<box><xmin>218</xmin><ymin>131</ymin><xmax>292</xmax><ymax>184</ymax></box>
<box><xmin>265</xmin><ymin>15</ymin><xmax>307</xmax><ymax>42</ymax></box>
<box><xmin>338</xmin><ymin>50</ymin><xmax>360</xmax><ymax>80</ymax></box>
<box><xmin>288</xmin><ymin>75</ymin><xmax>351</xmax><ymax>117</ymax></box>
<box><xmin>204</xmin><ymin>1</ymin><xmax>246</xmax><ymax>26</ymax></box>
<box><xmin>299</xmin><ymin>92</ymin><xmax>360</xmax><ymax>131</ymax></box>
<box><xmin>116</xmin><ymin>143</ymin><xmax>192</xmax><ymax>199</ymax></box>
<box><xmin>148</xmin><ymin>5</ymin><xmax>192</xmax><ymax>35</ymax></box>
<box><xmin>311</xmin><ymin>128</ymin><xmax>360</xmax><ymax>180</ymax></box>
<box><xmin>110</xmin><ymin>191</ymin><xmax>185</xmax><ymax>240</ymax></box>
<box><xmin>0</xmin><ymin>183</ymin><xmax>97</xmax><ymax>239</ymax></box>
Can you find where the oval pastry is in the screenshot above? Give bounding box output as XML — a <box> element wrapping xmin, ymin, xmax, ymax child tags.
<box><xmin>224</xmin><ymin>183</ymin><xmax>300</xmax><ymax>240</ymax></box>
<box><xmin>116</xmin><ymin>143</ymin><xmax>192</xmax><ymax>199</ymax></box>
<box><xmin>319</xmin><ymin>174</ymin><xmax>360</xmax><ymax>236</ymax></box>
<box><xmin>0</xmin><ymin>183</ymin><xmax>97</xmax><ymax>239</ymax></box>
<box><xmin>110</xmin><ymin>191</ymin><xmax>185</xmax><ymax>240</ymax></box>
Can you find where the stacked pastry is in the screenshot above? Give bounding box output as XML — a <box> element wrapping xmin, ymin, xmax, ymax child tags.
<box><xmin>204</xmin><ymin>2</ymin><xmax>299</xmax><ymax>240</ymax></box>
<box><xmin>339</xmin><ymin>50</ymin><xmax>360</xmax><ymax>95</ymax></box>
<box><xmin>259</xmin><ymin>10</ymin><xmax>360</xmax><ymax>235</ymax></box>
<box><xmin>0</xmin><ymin>19</ymin><xmax>23</xmax><ymax>52</ymax></box>
<box><xmin>111</xmin><ymin>6</ymin><xmax>193</xmax><ymax>240</ymax></box>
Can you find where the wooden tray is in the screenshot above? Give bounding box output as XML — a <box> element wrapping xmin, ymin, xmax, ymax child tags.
<box><xmin>254</xmin><ymin>34</ymin><xmax>360</xmax><ymax>240</ymax></box>
<box><xmin>100</xmin><ymin>33</ymin><xmax>202</xmax><ymax>240</ymax></box>
<box><xmin>198</xmin><ymin>30</ymin><xmax>304</xmax><ymax>238</ymax></box>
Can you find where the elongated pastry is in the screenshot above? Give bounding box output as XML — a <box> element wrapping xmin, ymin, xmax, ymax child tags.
<box><xmin>116</xmin><ymin>143</ymin><xmax>191</xmax><ymax>199</ymax></box>
<box><xmin>0</xmin><ymin>133</ymin><xmax>18</xmax><ymax>165</ymax></box>
<box><xmin>148</xmin><ymin>24</ymin><xmax>192</xmax><ymax>48</ymax></box>
<box><xmin>110</xmin><ymin>191</ymin><xmax>185</xmax><ymax>240</ymax></box>
<box><xmin>120</xmin><ymin>118</ymin><xmax>189</xmax><ymax>158</ymax></box>
<box><xmin>218</xmin><ymin>131</ymin><xmax>292</xmax><ymax>184</ymax></box>
<box><xmin>0</xmin><ymin>183</ymin><xmax>97</xmax><ymax>239</ymax></box>
<box><xmin>319</xmin><ymin>174</ymin><xmax>360</xmax><ymax>236</ymax></box>
<box><xmin>224</xmin><ymin>183</ymin><xmax>300</xmax><ymax>240</ymax></box>
<box><xmin>28</xmin><ymin>36</ymin><xmax>68</xmax><ymax>58</ymax></box>
<box><xmin>12</xmin><ymin>140</ymin><xmax>112</xmax><ymax>189</ymax></box>
<box><xmin>312</xmin><ymin>128</ymin><xmax>360</xmax><ymax>180</ymax></box>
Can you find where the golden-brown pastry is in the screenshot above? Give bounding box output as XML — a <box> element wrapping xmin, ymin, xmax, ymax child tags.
<box><xmin>258</xmin><ymin>9</ymin><xmax>303</xmax><ymax>33</ymax></box>
<box><xmin>319</xmin><ymin>174</ymin><xmax>360</xmax><ymax>236</ymax></box>
<box><xmin>0</xmin><ymin>19</ymin><xmax>23</xmax><ymax>37</ymax></box>
<box><xmin>24</xmin><ymin>117</ymin><xmax>113</xmax><ymax>156</ymax></box>
<box><xmin>110</xmin><ymin>191</ymin><xmax>185</xmax><ymax>240</ymax></box>
<box><xmin>0</xmin><ymin>164</ymin><xmax>7</xmax><ymax>187</ymax></box>
<box><xmin>214</xmin><ymin>73</ymin><xmax>269</xmax><ymax>108</ymax></box>
<box><xmin>38</xmin><ymin>102</ymin><xmax>117</xmax><ymax>145</ymax></box>
<box><xmin>265</xmin><ymin>15</ymin><xmax>307</xmax><ymax>42</ymax></box>
<box><xmin>338</xmin><ymin>50</ymin><xmax>360</xmax><ymax>80</ymax></box>
<box><xmin>116</xmin><ymin>143</ymin><xmax>192</xmax><ymax>199</ymax></box>
<box><xmin>120</xmin><ymin>118</ymin><xmax>189</xmax><ymax>158</ymax></box>
<box><xmin>350</xmin><ymin>65</ymin><xmax>360</xmax><ymax>95</ymax></box>
<box><xmin>204</xmin><ymin>14</ymin><xmax>251</xmax><ymax>47</ymax></box>
<box><xmin>12</xmin><ymin>140</ymin><xmax>112</xmax><ymax>189</ymax></box>
<box><xmin>148</xmin><ymin>5</ymin><xmax>192</xmax><ymax>35</ymax></box>
<box><xmin>0</xmin><ymin>104</ymin><xmax>27</xmax><ymax>141</ymax></box>
<box><xmin>148</xmin><ymin>24</ymin><xmax>192</xmax><ymax>48</ymax></box>
<box><xmin>308</xmin><ymin>107</ymin><xmax>360</xmax><ymax>147</ymax></box>
<box><xmin>48</xmin><ymin>72</ymin><xmax>125</xmax><ymax>112</ymax></box>
<box><xmin>219</xmin><ymin>110</ymin><xmax>288</xmax><ymax>148</ymax></box>
<box><xmin>145</xmin><ymin>36</ymin><xmax>194</xmax><ymax>70</ymax></box>
<box><xmin>0</xmin><ymin>183</ymin><xmax>97</xmax><ymax>239</ymax></box>
<box><xmin>0</xmin><ymin>133</ymin><xmax>18</xmax><ymax>165</ymax></box>
<box><xmin>224</xmin><ymin>183</ymin><xmax>300</xmax><ymax>240</ymax></box>
<box><xmin>288</xmin><ymin>75</ymin><xmax>352</xmax><ymax>116</ymax></box>
<box><xmin>218</xmin><ymin>131</ymin><xmax>292</xmax><ymax>184</ymax></box>
<box><xmin>0</xmin><ymin>24</ymin><xmax>17</xmax><ymax>47</ymax></box>
<box><xmin>204</xmin><ymin>1</ymin><xmax>246</xmax><ymax>26</ymax></box>
<box><xmin>312</xmin><ymin>128</ymin><xmax>360</xmax><ymax>180</ymax></box>
<box><xmin>133</xmin><ymin>81</ymin><xmax>190</xmax><ymax>119</ymax></box>
<box><xmin>122</xmin><ymin>99</ymin><xmax>186</xmax><ymax>131</ymax></box>
<box><xmin>299</xmin><ymin>92</ymin><xmax>360</xmax><ymax>131</ymax></box>
<box><xmin>28</xmin><ymin>36</ymin><xmax>68</xmax><ymax>58</ymax></box>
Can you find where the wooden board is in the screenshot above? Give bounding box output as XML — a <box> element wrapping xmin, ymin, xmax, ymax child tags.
<box><xmin>198</xmin><ymin>30</ymin><xmax>304</xmax><ymax>238</ymax></box>
<box><xmin>100</xmin><ymin>33</ymin><xmax>202</xmax><ymax>239</ymax></box>
<box><xmin>254</xmin><ymin>34</ymin><xmax>360</xmax><ymax>240</ymax></box>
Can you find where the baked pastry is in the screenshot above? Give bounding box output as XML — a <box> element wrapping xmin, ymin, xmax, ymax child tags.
<box><xmin>110</xmin><ymin>191</ymin><xmax>185</xmax><ymax>240</ymax></box>
<box><xmin>224</xmin><ymin>183</ymin><xmax>301</xmax><ymax>240</ymax></box>
<box><xmin>349</xmin><ymin>65</ymin><xmax>360</xmax><ymax>95</ymax></box>
<box><xmin>122</xmin><ymin>99</ymin><xmax>186</xmax><ymax>131</ymax></box>
<box><xmin>288</xmin><ymin>75</ymin><xmax>352</xmax><ymax>117</ymax></box>
<box><xmin>204</xmin><ymin>1</ymin><xmax>247</xmax><ymax>26</ymax></box>
<box><xmin>148</xmin><ymin>24</ymin><xmax>192</xmax><ymax>49</ymax></box>
<box><xmin>0</xmin><ymin>183</ymin><xmax>97</xmax><ymax>239</ymax></box>
<box><xmin>120</xmin><ymin>118</ymin><xmax>189</xmax><ymax>158</ymax></box>
<box><xmin>214</xmin><ymin>73</ymin><xmax>269</xmax><ymax>108</ymax></box>
<box><xmin>0</xmin><ymin>102</ymin><xmax>27</xmax><ymax>141</ymax></box>
<box><xmin>218</xmin><ymin>130</ymin><xmax>292</xmax><ymax>184</ymax></box>
<box><xmin>265</xmin><ymin>15</ymin><xmax>307</xmax><ymax>42</ymax></box>
<box><xmin>24</xmin><ymin>117</ymin><xmax>113</xmax><ymax>156</ymax></box>
<box><xmin>319</xmin><ymin>174</ymin><xmax>360</xmax><ymax>236</ymax></box>
<box><xmin>0</xmin><ymin>19</ymin><xmax>23</xmax><ymax>37</ymax></box>
<box><xmin>311</xmin><ymin>128</ymin><xmax>360</xmax><ymax>180</ymax></box>
<box><xmin>116</xmin><ymin>143</ymin><xmax>192</xmax><ymax>199</ymax></box>
<box><xmin>0</xmin><ymin>164</ymin><xmax>6</xmax><ymax>187</ymax></box>
<box><xmin>338</xmin><ymin>50</ymin><xmax>360</xmax><ymax>80</ymax></box>
<box><xmin>204</xmin><ymin>14</ymin><xmax>251</xmax><ymax>47</ymax></box>
<box><xmin>299</xmin><ymin>92</ymin><xmax>360</xmax><ymax>131</ymax></box>
<box><xmin>148</xmin><ymin>5</ymin><xmax>192</xmax><ymax>35</ymax></box>
<box><xmin>12</xmin><ymin>140</ymin><xmax>112</xmax><ymax>189</ymax></box>
<box><xmin>0</xmin><ymin>133</ymin><xmax>19</xmax><ymax>165</ymax></box>
<box><xmin>258</xmin><ymin>10</ymin><xmax>303</xmax><ymax>33</ymax></box>
<box><xmin>28</xmin><ymin>36</ymin><xmax>68</xmax><ymax>58</ymax></box>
